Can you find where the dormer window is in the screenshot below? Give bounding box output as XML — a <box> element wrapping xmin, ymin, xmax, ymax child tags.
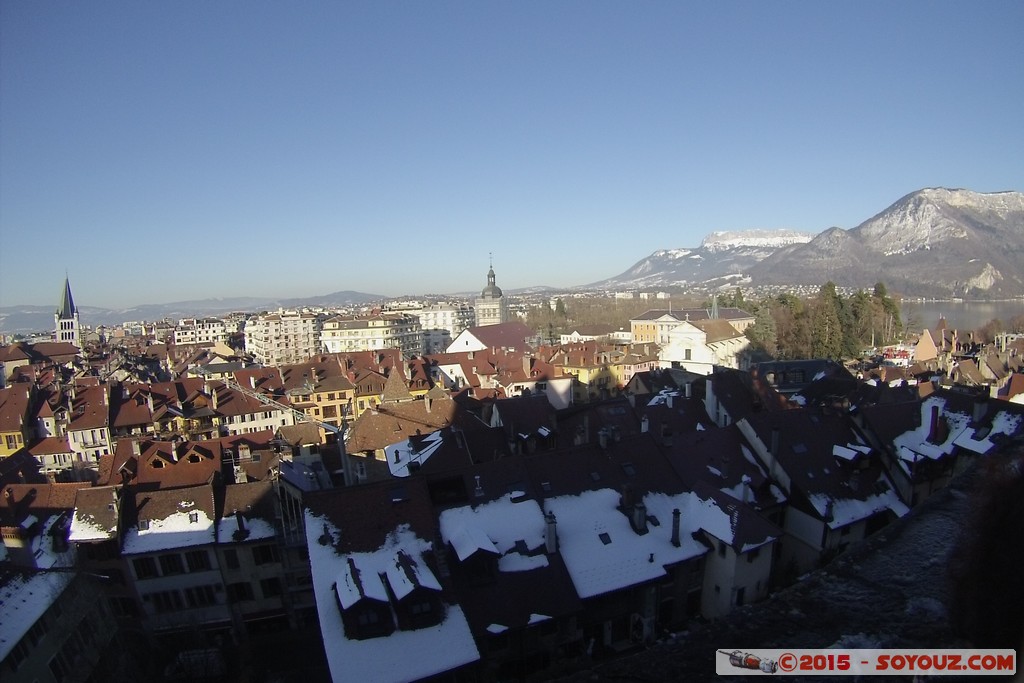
<box><xmin>188</xmin><ymin>512</ymin><xmax>199</xmax><ymax>523</ymax></box>
<box><xmin>139</xmin><ymin>520</ymin><xmax>150</xmax><ymax>530</ymax></box>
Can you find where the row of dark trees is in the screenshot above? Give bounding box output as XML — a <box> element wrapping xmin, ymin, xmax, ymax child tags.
<box><xmin>723</xmin><ymin>282</ymin><xmax>903</xmax><ymax>360</ymax></box>
<box><xmin>525</xmin><ymin>283</ymin><xmax>905</xmax><ymax>362</ymax></box>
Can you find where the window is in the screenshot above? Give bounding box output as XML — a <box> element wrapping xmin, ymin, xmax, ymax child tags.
<box><xmin>186</xmin><ymin>550</ymin><xmax>211</xmax><ymax>572</ymax></box>
<box><xmin>184</xmin><ymin>585</ymin><xmax>217</xmax><ymax>608</ymax></box>
<box><xmin>357</xmin><ymin>610</ymin><xmax>380</xmax><ymax>626</ymax></box>
<box><xmin>409</xmin><ymin>601</ymin><xmax>433</xmax><ymax>616</ymax></box>
<box><xmin>260</xmin><ymin>577</ymin><xmax>283</xmax><ymax>598</ymax></box>
<box><xmin>227</xmin><ymin>582</ymin><xmax>255</xmax><ymax>602</ymax></box>
<box><xmin>252</xmin><ymin>544</ymin><xmax>280</xmax><ymax>565</ymax></box>
<box><xmin>150</xmin><ymin>589</ymin><xmax>184</xmax><ymax>613</ymax></box>
<box><xmin>223</xmin><ymin>548</ymin><xmax>240</xmax><ymax>569</ymax></box>
<box><xmin>133</xmin><ymin>556</ymin><xmax>158</xmax><ymax>579</ymax></box>
<box><xmin>159</xmin><ymin>553</ymin><xmax>185</xmax><ymax>575</ymax></box>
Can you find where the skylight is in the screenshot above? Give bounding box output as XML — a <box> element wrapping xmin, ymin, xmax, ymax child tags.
<box><xmin>598</xmin><ymin>532</ymin><xmax>611</xmax><ymax>545</ymax></box>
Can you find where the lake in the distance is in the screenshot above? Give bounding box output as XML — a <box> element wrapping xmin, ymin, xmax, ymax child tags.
<box><xmin>901</xmin><ymin>300</ymin><xmax>1024</xmax><ymax>332</ymax></box>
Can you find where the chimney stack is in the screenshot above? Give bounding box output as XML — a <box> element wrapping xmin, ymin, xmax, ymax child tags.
<box><xmin>641</xmin><ymin>415</ymin><xmax>649</xmax><ymax>433</ymax></box>
<box><xmin>671</xmin><ymin>508</ymin><xmax>681</xmax><ymax>547</ymax></box>
<box><xmin>631</xmin><ymin>501</ymin><xmax>648</xmax><ymax>534</ymax></box>
<box><xmin>545</xmin><ymin>512</ymin><xmax>558</xmax><ymax>554</ymax></box>
<box><xmin>666</xmin><ymin>393</ymin><xmax>674</xmax><ymax>409</ymax></box>
<box><xmin>741</xmin><ymin>475</ymin><xmax>753</xmax><ymax>504</ymax></box>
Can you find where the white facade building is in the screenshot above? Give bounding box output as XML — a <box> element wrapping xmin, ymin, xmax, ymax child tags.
<box><xmin>320</xmin><ymin>313</ymin><xmax>423</xmax><ymax>357</ymax></box>
<box><xmin>174</xmin><ymin>318</ymin><xmax>229</xmax><ymax>346</ymax></box>
<box><xmin>387</xmin><ymin>303</ymin><xmax>475</xmax><ymax>354</ymax></box>
<box><xmin>244</xmin><ymin>311</ymin><xmax>323</xmax><ymax>366</ymax></box>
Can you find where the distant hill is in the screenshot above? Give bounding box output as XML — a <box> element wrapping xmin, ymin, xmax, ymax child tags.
<box><xmin>590</xmin><ymin>188</ymin><xmax>1024</xmax><ymax>298</ymax></box>
<box><xmin>0</xmin><ymin>291</ymin><xmax>384</xmax><ymax>335</ymax></box>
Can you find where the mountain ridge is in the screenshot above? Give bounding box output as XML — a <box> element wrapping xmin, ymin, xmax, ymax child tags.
<box><xmin>595</xmin><ymin>188</ymin><xmax>1024</xmax><ymax>298</ymax></box>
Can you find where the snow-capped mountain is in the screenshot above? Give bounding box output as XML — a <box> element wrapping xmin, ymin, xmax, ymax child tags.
<box><xmin>701</xmin><ymin>230</ymin><xmax>815</xmax><ymax>253</ymax></box>
<box><xmin>588</xmin><ymin>230</ymin><xmax>815</xmax><ymax>290</ymax></box>
<box><xmin>591</xmin><ymin>188</ymin><xmax>1024</xmax><ymax>298</ymax></box>
<box><xmin>749</xmin><ymin>188</ymin><xmax>1024</xmax><ymax>297</ymax></box>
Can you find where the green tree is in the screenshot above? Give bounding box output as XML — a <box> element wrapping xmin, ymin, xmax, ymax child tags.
<box><xmin>811</xmin><ymin>282</ymin><xmax>844</xmax><ymax>359</ymax></box>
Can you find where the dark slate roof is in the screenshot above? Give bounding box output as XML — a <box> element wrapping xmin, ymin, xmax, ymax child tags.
<box><xmin>57</xmin><ymin>277</ymin><xmax>77</xmax><ymax>318</ymax></box>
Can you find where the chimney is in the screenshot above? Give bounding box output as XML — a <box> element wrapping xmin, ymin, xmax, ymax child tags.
<box><xmin>131</xmin><ymin>439</ymin><xmax>141</xmax><ymax>458</ymax></box>
<box><xmin>741</xmin><ymin>475</ymin><xmax>753</xmax><ymax>504</ymax></box>
<box><xmin>926</xmin><ymin>404</ymin><xmax>948</xmax><ymax>444</ymax></box>
<box><xmin>666</xmin><ymin>393</ymin><xmax>674</xmax><ymax>409</ymax></box>
<box><xmin>146</xmin><ymin>392</ymin><xmax>154</xmax><ymax>413</ymax></box>
<box><xmin>424</xmin><ymin>394</ymin><xmax>431</xmax><ymax>413</ymax></box>
<box><xmin>210</xmin><ymin>385</ymin><xmax>219</xmax><ymax>410</ymax></box>
<box><xmin>544</xmin><ymin>512</ymin><xmax>558</xmax><ymax>554</ymax></box>
<box><xmin>972</xmin><ymin>394</ymin><xmax>989</xmax><ymax>425</ymax></box>
<box><xmin>474</xmin><ymin>475</ymin><xmax>484</xmax><ymax>498</ymax></box>
<box><xmin>598</xmin><ymin>428</ymin><xmax>608</xmax><ymax>449</ymax></box>
<box><xmin>620</xmin><ymin>483</ymin><xmax>635</xmax><ymax>509</ymax></box>
<box><xmin>238</xmin><ymin>443</ymin><xmax>251</xmax><ymax>460</ymax></box>
<box><xmin>684</xmin><ymin>382</ymin><xmax>692</xmax><ymax>399</ymax></box>
<box><xmin>235</xmin><ymin>511</ymin><xmax>246</xmax><ymax>532</ymax></box>
<box><xmin>641</xmin><ymin>415</ymin><xmax>649</xmax><ymax>433</ymax></box>
<box><xmin>671</xmin><ymin>508</ymin><xmax>681</xmax><ymax>547</ymax></box>
<box><xmin>631</xmin><ymin>501</ymin><xmax>648</xmax><ymax>534</ymax></box>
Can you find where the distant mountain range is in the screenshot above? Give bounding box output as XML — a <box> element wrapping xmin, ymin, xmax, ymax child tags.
<box><xmin>0</xmin><ymin>291</ymin><xmax>383</xmax><ymax>335</ymax></box>
<box><xmin>5</xmin><ymin>188</ymin><xmax>1021</xmax><ymax>335</ymax></box>
<box><xmin>593</xmin><ymin>188</ymin><xmax>1024</xmax><ymax>298</ymax></box>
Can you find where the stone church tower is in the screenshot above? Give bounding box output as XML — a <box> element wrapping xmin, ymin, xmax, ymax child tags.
<box><xmin>55</xmin><ymin>276</ymin><xmax>81</xmax><ymax>349</ymax></box>
<box><xmin>474</xmin><ymin>260</ymin><xmax>509</xmax><ymax>327</ymax></box>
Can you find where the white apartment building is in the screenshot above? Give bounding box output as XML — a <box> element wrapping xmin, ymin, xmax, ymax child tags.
<box><xmin>387</xmin><ymin>302</ymin><xmax>475</xmax><ymax>354</ymax></box>
<box><xmin>245</xmin><ymin>311</ymin><xmax>323</xmax><ymax>367</ymax></box>
<box><xmin>174</xmin><ymin>317</ymin><xmax>229</xmax><ymax>346</ymax></box>
<box><xmin>320</xmin><ymin>312</ymin><xmax>424</xmax><ymax>357</ymax></box>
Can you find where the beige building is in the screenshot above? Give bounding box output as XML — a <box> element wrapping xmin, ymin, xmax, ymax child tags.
<box><xmin>244</xmin><ymin>311</ymin><xmax>323</xmax><ymax>366</ymax></box>
<box><xmin>320</xmin><ymin>312</ymin><xmax>423</xmax><ymax>358</ymax></box>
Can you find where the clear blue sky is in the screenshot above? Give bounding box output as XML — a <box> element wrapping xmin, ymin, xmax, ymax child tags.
<box><xmin>2</xmin><ymin>1</ymin><xmax>1021</xmax><ymax>309</ymax></box>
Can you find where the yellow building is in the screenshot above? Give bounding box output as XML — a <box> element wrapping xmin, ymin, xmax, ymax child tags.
<box><xmin>0</xmin><ymin>384</ymin><xmax>33</xmax><ymax>457</ymax></box>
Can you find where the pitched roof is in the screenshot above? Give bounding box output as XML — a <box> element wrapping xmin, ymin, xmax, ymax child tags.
<box><xmin>464</xmin><ymin>322</ymin><xmax>536</xmax><ymax>352</ymax></box>
<box><xmin>56</xmin><ymin>277</ymin><xmax>77</xmax><ymax>318</ymax></box>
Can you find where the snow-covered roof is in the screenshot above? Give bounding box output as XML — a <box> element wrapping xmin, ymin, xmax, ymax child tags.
<box><xmin>122</xmin><ymin>501</ymin><xmax>216</xmax><ymax>554</ymax></box>
<box><xmin>809</xmin><ymin>481</ymin><xmax>909</xmax><ymax>530</ymax></box>
<box><xmin>891</xmin><ymin>397</ymin><xmax>971</xmax><ymax>467</ymax></box>
<box><xmin>544</xmin><ymin>489</ymin><xmax>708</xmax><ymax>599</ymax></box>
<box><xmin>953</xmin><ymin>409</ymin><xmax>1024</xmax><ymax>454</ymax></box>
<box><xmin>386</xmin><ymin>430</ymin><xmax>445</xmax><ymax>477</ymax></box>
<box><xmin>305</xmin><ymin>513</ymin><xmax>479</xmax><ymax>683</ymax></box>
<box><xmin>216</xmin><ymin>513</ymin><xmax>276</xmax><ymax>542</ymax></box>
<box><xmin>439</xmin><ymin>494</ymin><xmax>548</xmax><ymax>571</ymax></box>
<box><xmin>69</xmin><ymin>487</ymin><xmax>119</xmax><ymax>543</ymax></box>
<box><xmin>0</xmin><ymin>570</ymin><xmax>72</xmax><ymax>663</ymax></box>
